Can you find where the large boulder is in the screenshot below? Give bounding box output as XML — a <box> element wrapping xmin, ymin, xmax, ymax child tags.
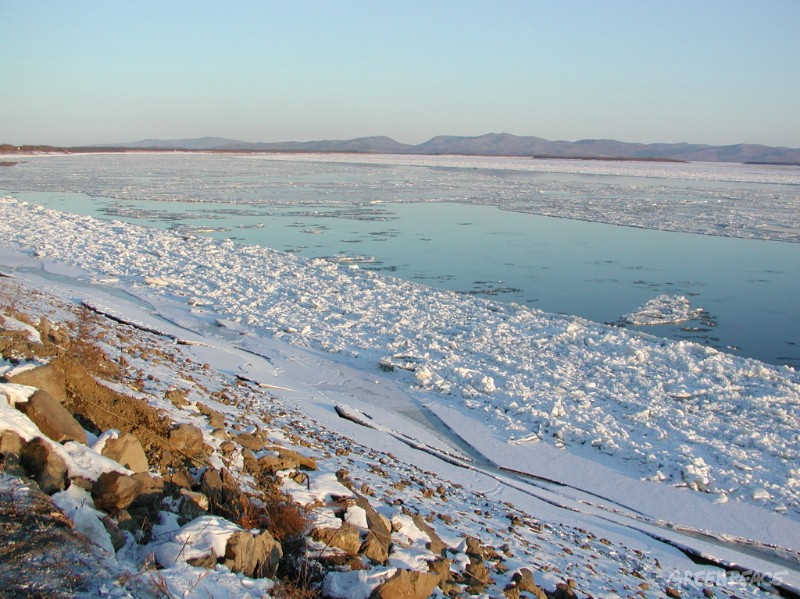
<box><xmin>370</xmin><ymin>569</ymin><xmax>441</xmax><ymax>599</ymax></box>
<box><xmin>168</xmin><ymin>423</ymin><xmax>208</xmax><ymax>463</ymax></box>
<box><xmin>91</xmin><ymin>471</ymin><xmax>144</xmax><ymax>512</ymax></box>
<box><xmin>360</xmin><ymin>531</ymin><xmax>390</xmax><ymax>564</ymax></box>
<box><xmin>16</xmin><ymin>390</ymin><xmax>87</xmax><ymax>444</ymax></box>
<box><xmin>510</xmin><ymin>568</ymin><xmax>547</xmax><ymax>599</ymax></box>
<box><xmin>7</xmin><ymin>364</ymin><xmax>66</xmax><ymax>403</ymax></box>
<box><xmin>20</xmin><ymin>437</ymin><xmax>68</xmax><ymax>494</ymax></box>
<box><xmin>354</xmin><ymin>492</ymin><xmax>392</xmax><ymax>564</ymax></box>
<box><xmin>222</xmin><ymin>530</ymin><xmax>282</xmax><ymax>579</ymax></box>
<box><xmin>255</xmin><ymin>446</ymin><xmax>317</xmax><ymax>474</ymax></box>
<box><xmin>127</xmin><ymin>472</ymin><xmax>164</xmax><ymax>526</ymax></box>
<box><xmin>0</xmin><ymin>430</ymin><xmax>25</xmax><ymax>476</ymax></box>
<box><xmin>200</xmin><ymin>467</ymin><xmax>242</xmax><ymax>510</ymax></box>
<box><xmin>411</xmin><ymin>513</ymin><xmax>447</xmax><ymax>556</ymax></box>
<box><xmin>311</xmin><ymin>522</ymin><xmax>362</xmax><ymax>554</ymax></box>
<box><xmin>98</xmin><ymin>432</ymin><xmax>149</xmax><ymax>473</ymax></box>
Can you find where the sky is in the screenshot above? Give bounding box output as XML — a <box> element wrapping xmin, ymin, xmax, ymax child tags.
<box><xmin>1</xmin><ymin>1</ymin><xmax>799</xmax><ymax>148</ymax></box>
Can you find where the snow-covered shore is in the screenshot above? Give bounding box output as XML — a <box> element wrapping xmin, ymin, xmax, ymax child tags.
<box><xmin>1</xmin><ymin>196</ymin><xmax>798</xmax><ymax>521</ymax></box>
<box><xmin>2</xmin><ymin>194</ymin><xmax>800</xmax><ymax>595</ymax></box>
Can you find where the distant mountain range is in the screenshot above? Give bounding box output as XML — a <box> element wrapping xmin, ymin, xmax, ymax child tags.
<box><xmin>100</xmin><ymin>133</ymin><xmax>800</xmax><ymax>164</ymax></box>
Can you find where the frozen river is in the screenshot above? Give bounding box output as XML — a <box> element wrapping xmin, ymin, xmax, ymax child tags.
<box><xmin>2</xmin><ymin>152</ymin><xmax>799</xmax><ymax>366</ymax></box>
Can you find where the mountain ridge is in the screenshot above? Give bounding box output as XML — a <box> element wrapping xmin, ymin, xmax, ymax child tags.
<box><xmin>90</xmin><ymin>132</ymin><xmax>800</xmax><ymax>164</ymax></box>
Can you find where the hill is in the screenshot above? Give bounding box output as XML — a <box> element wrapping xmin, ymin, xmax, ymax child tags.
<box><xmin>98</xmin><ymin>132</ymin><xmax>800</xmax><ymax>163</ymax></box>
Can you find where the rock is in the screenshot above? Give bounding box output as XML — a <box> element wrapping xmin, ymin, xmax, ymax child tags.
<box><xmin>466</xmin><ymin>559</ymin><xmax>491</xmax><ymax>587</ymax></box>
<box><xmin>665</xmin><ymin>587</ymin><xmax>681</xmax><ymax>599</ymax></box>
<box><xmin>311</xmin><ymin>522</ymin><xmax>362</xmax><ymax>554</ymax></box>
<box><xmin>101</xmin><ymin>515</ymin><xmax>126</xmax><ymax>551</ymax></box>
<box><xmin>200</xmin><ymin>467</ymin><xmax>242</xmax><ymax>510</ymax></box>
<box><xmin>7</xmin><ymin>364</ymin><xmax>66</xmax><ymax>403</ymax></box>
<box><xmin>98</xmin><ymin>432</ymin><xmax>149</xmax><ymax>473</ymax></box>
<box><xmin>20</xmin><ymin>437</ymin><xmax>68</xmax><ymax>493</ymax></box>
<box><xmin>91</xmin><ymin>471</ymin><xmax>143</xmax><ymax>512</ymax></box>
<box><xmin>0</xmin><ymin>430</ymin><xmax>25</xmax><ymax>476</ymax></box>
<box><xmin>360</xmin><ymin>530</ymin><xmax>390</xmax><ymax>564</ymax></box>
<box><xmin>551</xmin><ymin>582</ymin><xmax>577</xmax><ymax>599</ymax></box>
<box><xmin>411</xmin><ymin>512</ymin><xmax>447</xmax><ymax>555</ymax></box>
<box><xmin>197</xmin><ymin>403</ymin><xmax>225</xmax><ymax>428</ymax></box>
<box><xmin>222</xmin><ymin>530</ymin><xmax>282</xmax><ymax>579</ymax></box>
<box><xmin>256</xmin><ymin>446</ymin><xmax>317</xmax><ymax>473</ymax></box>
<box><xmin>270</xmin><ymin>446</ymin><xmax>317</xmax><ymax>471</ymax></box>
<box><xmin>352</xmin><ymin>491</ymin><xmax>392</xmax><ymax>564</ymax></box>
<box><xmin>164</xmin><ymin>388</ymin><xmax>189</xmax><ymax>407</ymax></box>
<box><xmin>127</xmin><ymin>472</ymin><xmax>164</xmax><ymax>525</ymax></box>
<box><xmin>178</xmin><ymin>489</ymin><xmax>209</xmax><ymax>521</ymax></box>
<box><xmin>370</xmin><ymin>569</ymin><xmax>440</xmax><ymax>599</ymax></box>
<box><xmin>168</xmin><ymin>423</ymin><xmax>208</xmax><ymax>462</ymax></box>
<box><xmin>464</xmin><ymin>536</ymin><xmax>484</xmax><ymax>560</ymax></box>
<box><xmin>16</xmin><ymin>390</ymin><xmax>87</xmax><ymax>444</ymax></box>
<box><xmin>187</xmin><ymin>553</ymin><xmax>217</xmax><ymax>569</ymax></box>
<box><xmin>428</xmin><ymin>558</ymin><xmax>452</xmax><ymax>590</ymax></box>
<box><xmin>511</xmin><ymin>568</ymin><xmax>546</xmax><ymax>598</ymax></box>
<box><xmin>235</xmin><ymin>432</ymin><xmax>264</xmax><ymax>452</ymax></box>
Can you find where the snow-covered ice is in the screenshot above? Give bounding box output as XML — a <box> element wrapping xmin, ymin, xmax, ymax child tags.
<box><xmin>621</xmin><ymin>294</ymin><xmax>708</xmax><ymax>325</ymax></box>
<box><xmin>1</xmin><ymin>196</ymin><xmax>797</xmax><ymax>518</ymax></box>
<box><xmin>1</xmin><ymin>156</ymin><xmax>800</xmax><ymax>596</ymax></box>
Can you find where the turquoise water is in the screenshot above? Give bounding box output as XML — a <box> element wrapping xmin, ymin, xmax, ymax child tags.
<box><xmin>6</xmin><ymin>188</ymin><xmax>800</xmax><ymax>368</ymax></box>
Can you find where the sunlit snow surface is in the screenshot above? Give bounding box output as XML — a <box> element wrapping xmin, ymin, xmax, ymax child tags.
<box><xmin>1</xmin><ymin>196</ymin><xmax>798</xmax><ymax>518</ymax></box>
<box><xmin>621</xmin><ymin>294</ymin><xmax>709</xmax><ymax>325</ymax></box>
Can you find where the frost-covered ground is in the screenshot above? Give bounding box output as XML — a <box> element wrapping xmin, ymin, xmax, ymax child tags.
<box><xmin>1</xmin><ymin>152</ymin><xmax>799</xmax><ymax>242</ymax></box>
<box><xmin>2</xmin><ymin>194</ymin><xmax>800</xmax><ymax>595</ymax></box>
<box><xmin>1</xmin><ymin>196</ymin><xmax>798</xmax><ymax>521</ymax></box>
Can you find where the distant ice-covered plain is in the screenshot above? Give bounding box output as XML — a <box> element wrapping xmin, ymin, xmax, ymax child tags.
<box><xmin>1</xmin><ymin>152</ymin><xmax>798</xmax><ymax>366</ymax></box>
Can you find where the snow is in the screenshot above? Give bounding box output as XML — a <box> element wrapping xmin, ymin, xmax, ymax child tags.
<box><xmin>621</xmin><ymin>294</ymin><xmax>707</xmax><ymax>325</ymax></box>
<box><xmin>1</xmin><ymin>386</ymin><xmax>44</xmax><ymax>440</ymax></box>
<box><xmin>0</xmin><ymin>314</ymin><xmax>41</xmax><ymax>343</ymax></box>
<box><xmin>153</xmin><ymin>515</ymin><xmax>241</xmax><ymax>568</ymax></box>
<box><xmin>0</xmin><ymin>381</ymin><xmax>37</xmax><ymax>407</ymax></box>
<box><xmin>321</xmin><ymin>568</ymin><xmax>398</xmax><ymax>599</ymax></box>
<box><xmin>52</xmin><ymin>485</ymin><xmax>115</xmax><ymax>555</ymax></box>
<box><xmin>61</xmin><ymin>440</ymin><xmax>133</xmax><ymax>480</ymax></box>
<box><xmin>1</xmin><ymin>197</ymin><xmax>797</xmax><ymax>519</ymax></box>
<box><xmin>1</xmin><ymin>158</ymin><xmax>800</xmax><ymax>596</ymax></box>
<box><xmin>2</xmin><ymin>152</ymin><xmax>799</xmax><ymax>242</ymax></box>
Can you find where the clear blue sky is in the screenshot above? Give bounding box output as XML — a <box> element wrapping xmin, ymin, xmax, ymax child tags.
<box><xmin>1</xmin><ymin>1</ymin><xmax>799</xmax><ymax>147</ymax></box>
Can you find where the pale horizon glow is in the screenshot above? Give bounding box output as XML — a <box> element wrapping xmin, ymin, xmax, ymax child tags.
<box><xmin>1</xmin><ymin>0</ymin><xmax>799</xmax><ymax>148</ymax></box>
